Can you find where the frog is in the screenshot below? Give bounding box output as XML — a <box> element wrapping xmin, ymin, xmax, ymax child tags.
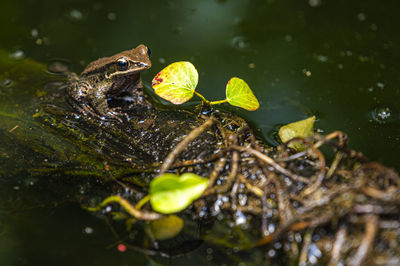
<box><xmin>67</xmin><ymin>44</ymin><xmax>152</xmax><ymax>120</ymax></box>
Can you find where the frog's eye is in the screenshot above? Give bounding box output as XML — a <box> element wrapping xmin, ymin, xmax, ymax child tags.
<box><xmin>147</xmin><ymin>47</ymin><xmax>151</xmax><ymax>57</ymax></box>
<box><xmin>116</xmin><ymin>57</ymin><xmax>129</xmax><ymax>71</ymax></box>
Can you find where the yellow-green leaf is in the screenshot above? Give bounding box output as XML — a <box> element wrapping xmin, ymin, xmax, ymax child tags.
<box><xmin>146</xmin><ymin>215</ymin><xmax>184</xmax><ymax>240</ymax></box>
<box><xmin>151</xmin><ymin>61</ymin><xmax>198</xmax><ymax>104</ymax></box>
<box><xmin>278</xmin><ymin>116</ymin><xmax>316</xmax><ymax>151</ymax></box>
<box><xmin>149</xmin><ymin>173</ymin><xmax>208</xmax><ymax>214</ymax></box>
<box><xmin>226</xmin><ymin>77</ymin><xmax>259</xmax><ymax>111</ymax></box>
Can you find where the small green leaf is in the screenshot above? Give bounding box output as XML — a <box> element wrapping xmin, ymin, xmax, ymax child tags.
<box><xmin>226</xmin><ymin>77</ymin><xmax>259</xmax><ymax>111</ymax></box>
<box><xmin>278</xmin><ymin>116</ymin><xmax>316</xmax><ymax>151</ymax></box>
<box><xmin>149</xmin><ymin>173</ymin><xmax>208</xmax><ymax>214</ymax></box>
<box><xmin>151</xmin><ymin>62</ymin><xmax>198</xmax><ymax>104</ymax></box>
<box><xmin>146</xmin><ymin>215</ymin><xmax>184</xmax><ymax>240</ymax></box>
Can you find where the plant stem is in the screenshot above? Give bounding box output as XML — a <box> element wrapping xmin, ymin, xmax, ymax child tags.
<box><xmin>136</xmin><ymin>194</ymin><xmax>151</xmax><ymax>210</ymax></box>
<box><xmin>85</xmin><ymin>195</ymin><xmax>161</xmax><ymax>220</ymax></box>
<box><xmin>194</xmin><ymin>91</ymin><xmax>210</xmax><ymax>104</ymax></box>
<box><xmin>209</xmin><ymin>99</ymin><xmax>228</xmax><ymax>105</ymax></box>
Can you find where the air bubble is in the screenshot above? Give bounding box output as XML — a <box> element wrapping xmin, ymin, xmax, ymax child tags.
<box><xmin>69</xmin><ymin>9</ymin><xmax>83</xmax><ymax>21</ymax></box>
<box><xmin>308</xmin><ymin>0</ymin><xmax>321</xmax><ymax>7</ymax></box>
<box><xmin>231</xmin><ymin>36</ymin><xmax>249</xmax><ymax>51</ymax></box>
<box><xmin>369</xmin><ymin>105</ymin><xmax>398</xmax><ymax>124</ymax></box>
<box><xmin>83</xmin><ymin>226</ymin><xmax>94</xmax><ymax>234</ymax></box>
<box><xmin>357</xmin><ymin>13</ymin><xmax>367</xmax><ymax>21</ymax></box>
<box><xmin>107</xmin><ymin>12</ymin><xmax>117</xmax><ymax>21</ymax></box>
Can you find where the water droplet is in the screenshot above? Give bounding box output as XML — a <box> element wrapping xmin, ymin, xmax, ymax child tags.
<box><xmin>295</xmin><ymin>233</ymin><xmax>302</xmax><ymax>243</ymax></box>
<box><xmin>231</xmin><ymin>36</ymin><xmax>249</xmax><ymax>51</ymax></box>
<box><xmin>308</xmin><ymin>0</ymin><xmax>321</xmax><ymax>7</ymax></box>
<box><xmin>248</xmin><ymin>63</ymin><xmax>256</xmax><ymax>69</ymax></box>
<box><xmin>268</xmin><ymin>223</ymin><xmax>275</xmax><ymax>233</ymax></box>
<box><xmin>234</xmin><ymin>211</ymin><xmax>247</xmax><ymax>225</ymax></box>
<box><xmin>284</xmin><ymin>34</ymin><xmax>293</xmax><ymax>42</ymax></box>
<box><xmin>369</xmin><ymin>106</ymin><xmax>397</xmax><ymax>124</ymax></box>
<box><xmin>268</xmin><ymin>249</ymin><xmax>276</xmax><ymax>257</ymax></box>
<box><xmin>308</xmin><ymin>243</ymin><xmax>322</xmax><ymax>263</ymax></box>
<box><xmin>31</xmin><ymin>28</ymin><xmax>39</xmax><ymax>38</ymax></box>
<box><xmin>83</xmin><ymin>226</ymin><xmax>94</xmax><ymax>234</ymax></box>
<box><xmin>9</xmin><ymin>50</ymin><xmax>25</xmax><ymax>59</ymax></box>
<box><xmin>337</xmin><ymin>63</ymin><xmax>344</xmax><ymax>69</ymax></box>
<box><xmin>316</xmin><ymin>55</ymin><xmax>328</xmax><ymax>62</ymax></box>
<box><xmin>24</xmin><ymin>177</ymin><xmax>37</xmax><ymax>186</ymax></box>
<box><xmin>69</xmin><ymin>9</ymin><xmax>83</xmax><ymax>20</ymax></box>
<box><xmin>302</xmin><ymin>69</ymin><xmax>312</xmax><ymax>76</ymax></box>
<box><xmin>357</xmin><ymin>13</ymin><xmax>367</xmax><ymax>21</ymax></box>
<box><xmin>107</xmin><ymin>12</ymin><xmax>117</xmax><ymax>21</ymax></box>
<box><xmin>158</xmin><ymin>57</ymin><xmax>166</xmax><ymax>64</ymax></box>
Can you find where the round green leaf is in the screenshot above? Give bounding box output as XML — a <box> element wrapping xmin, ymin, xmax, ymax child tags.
<box><xmin>149</xmin><ymin>173</ymin><xmax>208</xmax><ymax>214</ymax></box>
<box><xmin>278</xmin><ymin>116</ymin><xmax>316</xmax><ymax>151</ymax></box>
<box><xmin>146</xmin><ymin>215</ymin><xmax>184</xmax><ymax>240</ymax></box>
<box><xmin>151</xmin><ymin>61</ymin><xmax>198</xmax><ymax>104</ymax></box>
<box><xmin>226</xmin><ymin>77</ymin><xmax>259</xmax><ymax>111</ymax></box>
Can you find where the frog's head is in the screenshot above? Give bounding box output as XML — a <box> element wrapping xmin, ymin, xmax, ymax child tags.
<box><xmin>81</xmin><ymin>44</ymin><xmax>152</xmax><ymax>79</ymax></box>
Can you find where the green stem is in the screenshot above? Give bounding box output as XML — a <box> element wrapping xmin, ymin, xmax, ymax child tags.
<box><xmin>194</xmin><ymin>91</ymin><xmax>210</xmax><ymax>104</ymax></box>
<box><xmin>209</xmin><ymin>99</ymin><xmax>228</xmax><ymax>105</ymax></box>
<box><xmin>85</xmin><ymin>195</ymin><xmax>161</xmax><ymax>220</ymax></box>
<box><xmin>135</xmin><ymin>194</ymin><xmax>151</xmax><ymax>210</ymax></box>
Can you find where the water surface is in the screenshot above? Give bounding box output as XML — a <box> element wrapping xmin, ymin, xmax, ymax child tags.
<box><xmin>1</xmin><ymin>0</ymin><xmax>399</xmax><ymax>265</ymax></box>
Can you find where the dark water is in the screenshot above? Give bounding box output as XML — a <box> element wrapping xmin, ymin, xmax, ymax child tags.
<box><xmin>1</xmin><ymin>0</ymin><xmax>399</xmax><ymax>265</ymax></box>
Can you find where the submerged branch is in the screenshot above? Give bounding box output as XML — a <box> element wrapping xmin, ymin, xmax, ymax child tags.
<box><xmin>160</xmin><ymin>117</ymin><xmax>216</xmax><ymax>174</ymax></box>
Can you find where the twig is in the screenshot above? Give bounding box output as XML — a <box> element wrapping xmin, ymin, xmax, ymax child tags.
<box><xmin>8</xmin><ymin>125</ymin><xmax>19</xmax><ymax>133</ymax></box>
<box><xmin>299</xmin><ymin>228</ymin><xmax>314</xmax><ymax>266</ymax></box>
<box><xmin>231</xmin><ymin>145</ymin><xmax>310</xmax><ymax>184</ymax></box>
<box><xmin>360</xmin><ymin>186</ymin><xmax>400</xmax><ymax>202</ymax></box>
<box><xmin>206</xmin><ymin>156</ymin><xmax>228</xmax><ymax>188</ymax></box>
<box><xmin>329</xmin><ymin>225</ymin><xmax>347</xmax><ymax>266</ymax></box>
<box><xmin>299</xmin><ymin>139</ymin><xmax>326</xmax><ymax>196</ymax></box>
<box><xmin>203</xmin><ymin>151</ymin><xmax>239</xmax><ymax>195</ymax></box>
<box><xmin>160</xmin><ymin>117</ymin><xmax>215</xmax><ymax>174</ymax></box>
<box><xmin>171</xmin><ymin>150</ymin><xmax>225</xmax><ymax>168</ymax></box>
<box><xmin>347</xmin><ymin>215</ymin><xmax>379</xmax><ymax>266</ymax></box>
<box><xmin>326</xmin><ymin>152</ymin><xmax>343</xmax><ymax>179</ymax></box>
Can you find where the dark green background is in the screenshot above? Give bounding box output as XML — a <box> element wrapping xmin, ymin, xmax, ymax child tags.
<box><xmin>1</xmin><ymin>0</ymin><xmax>399</xmax><ymax>265</ymax></box>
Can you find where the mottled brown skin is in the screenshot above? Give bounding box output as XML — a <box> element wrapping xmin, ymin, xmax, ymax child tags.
<box><xmin>67</xmin><ymin>44</ymin><xmax>151</xmax><ymax>119</ymax></box>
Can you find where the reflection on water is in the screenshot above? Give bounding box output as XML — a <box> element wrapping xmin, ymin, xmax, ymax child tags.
<box><xmin>1</xmin><ymin>0</ymin><xmax>400</xmax><ymax>265</ymax></box>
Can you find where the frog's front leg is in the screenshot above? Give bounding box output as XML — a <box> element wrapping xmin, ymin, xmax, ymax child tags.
<box><xmin>87</xmin><ymin>82</ymin><xmax>123</xmax><ymax>122</ymax></box>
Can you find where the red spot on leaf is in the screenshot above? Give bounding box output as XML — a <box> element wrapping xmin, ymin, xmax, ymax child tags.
<box><xmin>152</xmin><ymin>73</ymin><xmax>163</xmax><ymax>86</ymax></box>
<box><xmin>117</xmin><ymin>244</ymin><xmax>127</xmax><ymax>252</ymax></box>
